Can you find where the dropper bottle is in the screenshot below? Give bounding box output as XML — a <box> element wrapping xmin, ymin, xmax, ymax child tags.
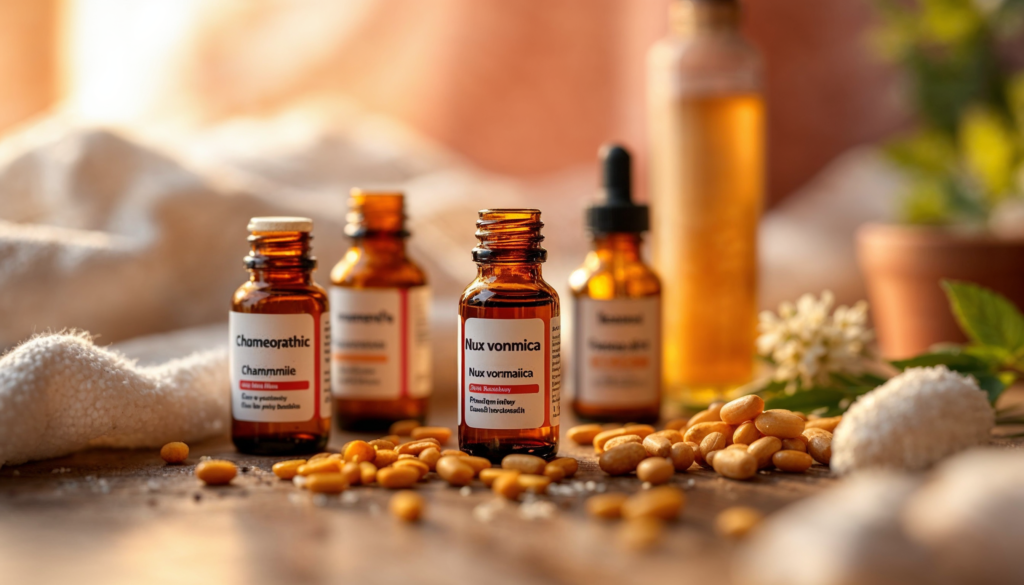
<box><xmin>569</xmin><ymin>144</ymin><xmax>662</xmax><ymax>423</ymax></box>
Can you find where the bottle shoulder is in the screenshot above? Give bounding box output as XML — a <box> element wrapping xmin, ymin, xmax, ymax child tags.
<box><xmin>460</xmin><ymin>276</ymin><xmax>560</xmax><ymax>308</ymax></box>
<box><xmin>330</xmin><ymin>250</ymin><xmax>428</xmax><ymax>289</ymax></box>
<box><xmin>569</xmin><ymin>255</ymin><xmax>661</xmax><ymax>299</ymax></box>
<box><xmin>232</xmin><ymin>280</ymin><xmax>329</xmax><ymax>313</ymax></box>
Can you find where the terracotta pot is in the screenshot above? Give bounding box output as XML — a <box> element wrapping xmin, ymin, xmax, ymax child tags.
<box><xmin>856</xmin><ymin>223</ymin><xmax>1024</xmax><ymax>359</ymax></box>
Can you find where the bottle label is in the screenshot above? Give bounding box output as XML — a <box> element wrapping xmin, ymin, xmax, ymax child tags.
<box><xmin>574</xmin><ymin>297</ymin><xmax>660</xmax><ymax>407</ymax></box>
<box><xmin>330</xmin><ymin>286</ymin><xmax>432</xmax><ymax>399</ymax></box>
<box><xmin>459</xmin><ymin>316</ymin><xmax>560</xmax><ymax>430</ymax></box>
<box><xmin>229</xmin><ymin>312</ymin><xmax>328</xmax><ymax>422</ymax></box>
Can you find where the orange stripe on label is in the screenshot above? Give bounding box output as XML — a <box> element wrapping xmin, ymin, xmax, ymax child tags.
<box><xmin>332</xmin><ymin>353</ymin><xmax>388</xmax><ymax>363</ymax></box>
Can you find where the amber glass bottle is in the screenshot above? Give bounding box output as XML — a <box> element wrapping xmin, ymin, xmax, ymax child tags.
<box><xmin>459</xmin><ymin>209</ymin><xmax>560</xmax><ymax>462</ymax></box>
<box><xmin>230</xmin><ymin>217</ymin><xmax>331</xmax><ymax>455</ymax></box>
<box><xmin>570</xmin><ymin>145</ymin><xmax>662</xmax><ymax>423</ymax></box>
<box><xmin>648</xmin><ymin>0</ymin><xmax>764</xmax><ymax>405</ymax></box>
<box><xmin>330</xmin><ymin>190</ymin><xmax>431</xmax><ymax>432</ymax></box>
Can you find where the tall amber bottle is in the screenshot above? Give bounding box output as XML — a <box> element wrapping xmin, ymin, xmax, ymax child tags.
<box><xmin>647</xmin><ymin>0</ymin><xmax>764</xmax><ymax>405</ymax></box>
<box><xmin>459</xmin><ymin>209</ymin><xmax>560</xmax><ymax>461</ymax></box>
<box><xmin>230</xmin><ymin>217</ymin><xmax>331</xmax><ymax>455</ymax></box>
<box><xmin>330</xmin><ymin>190</ymin><xmax>431</xmax><ymax>432</ymax></box>
<box><xmin>570</xmin><ymin>145</ymin><xmax>662</xmax><ymax>423</ymax></box>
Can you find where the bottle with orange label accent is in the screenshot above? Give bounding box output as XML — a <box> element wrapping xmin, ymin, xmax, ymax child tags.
<box><xmin>230</xmin><ymin>216</ymin><xmax>331</xmax><ymax>455</ymax></box>
<box><xmin>330</xmin><ymin>190</ymin><xmax>431</xmax><ymax>432</ymax></box>
<box><xmin>458</xmin><ymin>209</ymin><xmax>561</xmax><ymax>462</ymax></box>
<box><xmin>569</xmin><ymin>145</ymin><xmax>662</xmax><ymax>423</ymax></box>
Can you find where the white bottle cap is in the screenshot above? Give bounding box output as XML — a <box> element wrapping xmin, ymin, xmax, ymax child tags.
<box><xmin>247</xmin><ymin>217</ymin><xmax>314</xmax><ymax>233</ymax></box>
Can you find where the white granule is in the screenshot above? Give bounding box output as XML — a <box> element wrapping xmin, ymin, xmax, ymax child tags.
<box><xmin>831</xmin><ymin>366</ymin><xmax>994</xmax><ymax>474</ymax></box>
<box><xmin>459</xmin><ymin>486</ymin><xmax>472</xmax><ymax>497</ymax></box>
<box><xmin>518</xmin><ymin>500</ymin><xmax>557</xmax><ymax>521</ymax></box>
<box><xmin>472</xmin><ymin>498</ymin><xmax>506</xmax><ymax>523</ymax></box>
<box><xmin>0</xmin><ymin>333</ymin><xmax>228</xmax><ymax>466</ymax></box>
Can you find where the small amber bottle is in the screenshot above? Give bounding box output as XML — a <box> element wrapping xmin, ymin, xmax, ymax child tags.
<box><xmin>230</xmin><ymin>217</ymin><xmax>331</xmax><ymax>455</ymax></box>
<box><xmin>570</xmin><ymin>145</ymin><xmax>662</xmax><ymax>423</ymax></box>
<box><xmin>459</xmin><ymin>209</ymin><xmax>561</xmax><ymax>461</ymax></box>
<box><xmin>330</xmin><ymin>190</ymin><xmax>431</xmax><ymax>432</ymax></box>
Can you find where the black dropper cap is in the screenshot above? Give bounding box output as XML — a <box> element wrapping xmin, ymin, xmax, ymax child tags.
<box><xmin>586</xmin><ymin>144</ymin><xmax>649</xmax><ymax>234</ymax></box>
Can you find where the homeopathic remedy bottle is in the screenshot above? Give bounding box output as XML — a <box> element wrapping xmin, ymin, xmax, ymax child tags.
<box><xmin>230</xmin><ymin>217</ymin><xmax>331</xmax><ymax>455</ymax></box>
<box><xmin>647</xmin><ymin>0</ymin><xmax>764</xmax><ymax>405</ymax></box>
<box><xmin>569</xmin><ymin>144</ymin><xmax>662</xmax><ymax>423</ymax></box>
<box><xmin>330</xmin><ymin>190</ymin><xmax>431</xmax><ymax>431</ymax></box>
<box><xmin>459</xmin><ymin>209</ymin><xmax>561</xmax><ymax>461</ymax></box>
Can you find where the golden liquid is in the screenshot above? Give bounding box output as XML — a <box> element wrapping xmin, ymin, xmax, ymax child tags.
<box><xmin>649</xmin><ymin>93</ymin><xmax>764</xmax><ymax>406</ymax></box>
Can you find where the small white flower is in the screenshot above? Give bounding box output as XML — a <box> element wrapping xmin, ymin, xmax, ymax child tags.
<box><xmin>757</xmin><ymin>291</ymin><xmax>873</xmax><ymax>388</ymax></box>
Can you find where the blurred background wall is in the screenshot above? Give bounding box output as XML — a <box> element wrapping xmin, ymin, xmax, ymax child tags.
<box><xmin>0</xmin><ymin>0</ymin><xmax>905</xmax><ymax>206</ymax></box>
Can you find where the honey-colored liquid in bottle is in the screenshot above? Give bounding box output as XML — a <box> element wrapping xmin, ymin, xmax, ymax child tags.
<box><xmin>330</xmin><ymin>190</ymin><xmax>431</xmax><ymax>432</ymax></box>
<box><xmin>570</xmin><ymin>144</ymin><xmax>662</xmax><ymax>423</ymax></box>
<box><xmin>230</xmin><ymin>217</ymin><xmax>331</xmax><ymax>455</ymax></box>
<box><xmin>459</xmin><ymin>209</ymin><xmax>560</xmax><ymax>462</ymax></box>
<box><xmin>647</xmin><ymin>0</ymin><xmax>764</xmax><ymax>406</ymax></box>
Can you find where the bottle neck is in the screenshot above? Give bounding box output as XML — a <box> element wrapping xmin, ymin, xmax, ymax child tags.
<box><xmin>670</xmin><ymin>0</ymin><xmax>741</xmax><ymax>36</ymax></box>
<box><xmin>592</xmin><ymin>233</ymin><xmax>644</xmax><ymax>262</ymax></box>
<box><xmin>473</xmin><ymin>209</ymin><xmax>547</xmax><ymax>264</ymax></box>
<box><xmin>477</xmin><ymin>262</ymin><xmax>543</xmax><ymax>282</ymax></box>
<box><xmin>246</xmin><ymin>232</ymin><xmax>316</xmax><ymax>285</ymax></box>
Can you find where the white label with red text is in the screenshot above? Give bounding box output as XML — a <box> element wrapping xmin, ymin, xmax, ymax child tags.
<box><xmin>461</xmin><ymin>317</ymin><xmax>559</xmax><ymax>430</ymax></box>
<box><xmin>574</xmin><ymin>297</ymin><xmax>660</xmax><ymax>406</ymax></box>
<box><xmin>330</xmin><ymin>286</ymin><xmax>431</xmax><ymax>399</ymax></box>
<box><xmin>230</xmin><ymin>312</ymin><xmax>322</xmax><ymax>422</ymax></box>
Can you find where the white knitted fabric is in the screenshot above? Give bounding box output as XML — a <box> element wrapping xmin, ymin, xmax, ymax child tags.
<box><xmin>0</xmin><ymin>333</ymin><xmax>229</xmax><ymax>466</ymax></box>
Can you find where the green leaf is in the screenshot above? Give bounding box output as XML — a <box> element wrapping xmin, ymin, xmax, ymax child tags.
<box><xmin>974</xmin><ymin>373</ymin><xmax>1007</xmax><ymax>404</ymax></box>
<box><xmin>764</xmin><ymin>389</ymin><xmax>846</xmax><ymax>413</ymax></box>
<box><xmin>891</xmin><ymin>352</ymin><xmax>993</xmax><ymax>371</ymax></box>
<box><xmin>942</xmin><ymin>280</ymin><xmax>1024</xmax><ymax>356</ymax></box>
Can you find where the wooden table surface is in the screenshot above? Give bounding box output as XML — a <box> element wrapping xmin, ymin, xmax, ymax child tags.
<box><xmin>0</xmin><ymin>389</ymin><xmax>845</xmax><ymax>585</ymax></box>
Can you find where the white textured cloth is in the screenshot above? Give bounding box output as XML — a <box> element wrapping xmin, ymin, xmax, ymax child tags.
<box><xmin>0</xmin><ymin>333</ymin><xmax>228</xmax><ymax>466</ymax></box>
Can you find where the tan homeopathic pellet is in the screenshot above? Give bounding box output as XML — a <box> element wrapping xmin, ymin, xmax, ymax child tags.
<box><xmin>410</xmin><ymin>426</ymin><xmax>452</xmax><ymax>444</ymax></box>
<box><xmin>389</xmin><ymin>490</ymin><xmax>424</xmax><ymax>522</ymax></box>
<box><xmin>517</xmin><ymin>474</ymin><xmax>552</xmax><ymax>494</ymax></box>
<box><xmin>374</xmin><ymin>449</ymin><xmax>399</xmax><ymax>468</ymax></box>
<box><xmin>619</xmin><ymin>517</ymin><xmax>663</xmax><ymax>551</ymax></box>
<box><xmin>377</xmin><ymin>466</ymin><xmax>421</xmax><ymax>489</ymax></box>
<box><xmin>636</xmin><ymin>457</ymin><xmax>674</xmax><ymax>485</ymax></box>
<box><xmin>733</xmin><ymin>421</ymin><xmax>762</xmax><ymax>445</ymax></box>
<box><xmin>650</xmin><ymin>429</ymin><xmax>683</xmax><ymax>444</ymax></box>
<box><xmin>643</xmin><ymin>434</ymin><xmax>673</xmax><ymax>458</ymax></box>
<box><xmin>396</xmin><ymin>439</ymin><xmax>441</xmax><ymax>456</ymax></box>
<box><xmin>307</xmin><ymin>452</ymin><xmax>334</xmax><ymax>462</ymax></box>
<box><xmin>712</xmin><ymin>448</ymin><xmax>758</xmax><ymax>480</ymax></box>
<box><xmin>480</xmin><ymin>468</ymin><xmax>519</xmax><ymax>487</ymax></box>
<box><xmin>436</xmin><ymin>456</ymin><xmax>475</xmax><ymax>486</ymax></box>
<box><xmin>754</xmin><ymin>410</ymin><xmax>805</xmax><ymax>439</ymax></box>
<box><xmin>344</xmin><ymin>440</ymin><xmax>376</xmax><ymax>463</ymax></box>
<box><xmin>605</xmin><ymin>434</ymin><xmax>644</xmax><ymax>451</ymax></box>
<box><xmin>501</xmin><ymin>454</ymin><xmax>547</xmax><ymax>475</ymax></box>
<box><xmin>772</xmin><ymin>450</ymin><xmax>813</xmax><ymax>472</ymax></box>
<box><xmin>586</xmin><ymin>493</ymin><xmax>629</xmax><ymax>519</ymax></box>
<box><xmin>393</xmin><ymin>459</ymin><xmax>430</xmax><ymax>480</ymax></box>
<box><xmin>700</xmin><ymin>432</ymin><xmax>728</xmax><ymax>460</ymax></box>
<box><xmin>623</xmin><ymin>424</ymin><xmax>656</xmax><ymax>438</ymax></box>
<box><xmin>780</xmin><ymin>438</ymin><xmax>807</xmax><ymax>453</ymax></box>
<box><xmin>418</xmin><ymin>447</ymin><xmax>441</xmax><ymax>470</ymax></box>
<box><xmin>367</xmin><ymin>439</ymin><xmax>396</xmax><ymax>451</ymax></box>
<box><xmin>720</xmin><ymin>395</ymin><xmax>765</xmax><ymax>425</ymax></box>
<box><xmin>547</xmin><ymin>457</ymin><xmax>579</xmax><ymax>478</ymax></box>
<box><xmin>715</xmin><ymin>506</ymin><xmax>764</xmax><ymax>538</ymax></box>
<box><xmin>440</xmin><ymin>449</ymin><xmax>467</xmax><ymax>458</ymax></box>
<box><xmin>567</xmin><ymin>423</ymin><xmax>604</xmax><ymax>445</ymax></box>
<box><xmin>460</xmin><ymin>456</ymin><xmax>492</xmax><ymax>475</ymax></box>
<box><xmin>492</xmin><ymin>472</ymin><xmax>523</xmax><ymax>500</ymax></box>
<box><xmin>297</xmin><ymin>458</ymin><xmax>342</xmax><ymax>476</ymax></box>
<box><xmin>195</xmin><ymin>460</ymin><xmax>237</xmax><ymax>486</ymax></box>
<box><xmin>805</xmin><ymin>415</ymin><xmax>842</xmax><ymax>433</ymax></box>
<box><xmin>804</xmin><ymin>428</ymin><xmax>833</xmax><ymax>465</ymax></box>
<box><xmin>747</xmin><ymin>436</ymin><xmax>782</xmax><ymax>469</ymax></box>
<box><xmin>684</xmin><ymin>421</ymin><xmax>734</xmax><ymax>445</ymax></box>
<box><xmin>669</xmin><ymin>442</ymin><xmax>695</xmax><ymax>471</ymax></box>
<box><xmin>341</xmin><ymin>461</ymin><xmax>362</xmax><ymax>484</ymax></box>
<box><xmin>160</xmin><ymin>442</ymin><xmax>189</xmax><ymax>464</ymax></box>
<box><xmin>272</xmin><ymin>459</ymin><xmax>307</xmax><ymax>480</ymax></box>
<box><xmin>599</xmin><ymin>443</ymin><xmax>648</xmax><ymax>476</ymax></box>
<box><xmin>389</xmin><ymin>419</ymin><xmax>420</xmax><ymax>436</ymax></box>
<box><xmin>306</xmin><ymin>473</ymin><xmax>349</xmax><ymax>494</ymax></box>
<box><xmin>664</xmin><ymin>418</ymin><xmax>688</xmax><ymax>431</ymax></box>
<box><xmin>593</xmin><ymin>428</ymin><xmax>628</xmax><ymax>453</ymax></box>
<box><xmin>621</xmin><ymin>486</ymin><xmax>685</xmax><ymax>521</ymax></box>
<box><xmin>358</xmin><ymin>461</ymin><xmax>377</xmax><ymax>484</ymax></box>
